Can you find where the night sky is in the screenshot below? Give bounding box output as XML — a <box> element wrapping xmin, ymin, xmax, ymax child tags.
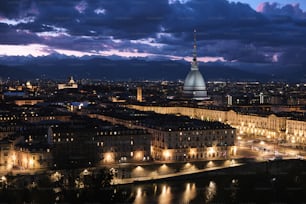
<box><xmin>0</xmin><ymin>0</ymin><xmax>306</xmax><ymax>67</ymax></box>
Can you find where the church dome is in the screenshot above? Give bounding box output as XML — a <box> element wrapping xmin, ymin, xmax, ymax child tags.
<box><xmin>183</xmin><ymin>70</ymin><xmax>206</xmax><ymax>91</ymax></box>
<box><xmin>183</xmin><ymin>30</ymin><xmax>208</xmax><ymax>100</ymax></box>
<box><xmin>183</xmin><ymin>69</ymin><xmax>208</xmax><ymax>100</ymax></box>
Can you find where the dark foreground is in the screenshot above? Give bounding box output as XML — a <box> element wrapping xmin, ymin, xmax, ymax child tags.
<box><xmin>1</xmin><ymin>159</ymin><xmax>306</xmax><ymax>203</ymax></box>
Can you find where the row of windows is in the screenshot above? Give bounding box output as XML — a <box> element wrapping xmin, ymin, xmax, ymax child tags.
<box><xmin>53</xmin><ymin>132</ymin><xmax>74</xmax><ymax>137</ymax></box>
<box><xmin>53</xmin><ymin>138</ymin><xmax>74</xmax><ymax>142</ymax></box>
<box><xmin>174</xmin><ymin>130</ymin><xmax>234</xmax><ymax>136</ymax></box>
<box><xmin>96</xmin><ymin>131</ymin><xmax>146</xmax><ymax>136</ymax></box>
<box><xmin>0</xmin><ymin>117</ymin><xmax>16</xmax><ymax>120</ymax></box>
<box><xmin>155</xmin><ymin>135</ymin><xmax>233</xmax><ymax>142</ymax></box>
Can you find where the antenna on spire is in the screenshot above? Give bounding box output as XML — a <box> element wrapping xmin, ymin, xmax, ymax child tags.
<box><xmin>193</xmin><ymin>29</ymin><xmax>197</xmax><ymax>63</ymax></box>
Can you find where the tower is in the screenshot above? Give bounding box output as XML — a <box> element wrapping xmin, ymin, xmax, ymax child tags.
<box><xmin>137</xmin><ymin>87</ymin><xmax>142</xmax><ymax>102</ymax></box>
<box><xmin>259</xmin><ymin>92</ymin><xmax>264</xmax><ymax>104</ymax></box>
<box><xmin>227</xmin><ymin>95</ymin><xmax>233</xmax><ymax>106</ymax></box>
<box><xmin>183</xmin><ymin>30</ymin><xmax>208</xmax><ymax>100</ymax></box>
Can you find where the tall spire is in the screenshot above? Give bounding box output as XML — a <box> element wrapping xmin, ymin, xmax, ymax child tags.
<box><xmin>191</xmin><ymin>29</ymin><xmax>198</xmax><ymax>70</ymax></box>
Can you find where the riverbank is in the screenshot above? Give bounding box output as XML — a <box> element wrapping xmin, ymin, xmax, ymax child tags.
<box><xmin>114</xmin><ymin>159</ymin><xmax>306</xmax><ymax>185</ymax></box>
<box><xmin>1</xmin><ymin>159</ymin><xmax>306</xmax><ymax>203</ymax></box>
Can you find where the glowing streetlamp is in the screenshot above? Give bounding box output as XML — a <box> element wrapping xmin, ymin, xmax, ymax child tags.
<box><xmin>0</xmin><ymin>176</ymin><xmax>7</xmax><ymax>188</ymax></box>
<box><xmin>104</xmin><ymin>152</ymin><xmax>115</xmax><ymax>163</ymax></box>
<box><xmin>1</xmin><ymin>176</ymin><xmax>6</xmax><ymax>182</ymax></box>
<box><xmin>134</xmin><ymin>151</ymin><xmax>143</xmax><ymax>161</ymax></box>
<box><xmin>163</xmin><ymin>150</ymin><xmax>171</xmax><ymax>160</ymax></box>
<box><xmin>83</xmin><ymin>169</ymin><xmax>89</xmax><ymax>175</ymax></box>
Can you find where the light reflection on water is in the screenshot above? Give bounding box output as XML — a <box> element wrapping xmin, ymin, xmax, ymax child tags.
<box><xmin>134</xmin><ymin>187</ymin><xmax>145</xmax><ymax>204</ymax></box>
<box><xmin>205</xmin><ymin>181</ymin><xmax>217</xmax><ymax>203</ymax></box>
<box><xmin>132</xmin><ymin>181</ymin><xmax>217</xmax><ymax>204</ymax></box>
<box><xmin>182</xmin><ymin>183</ymin><xmax>197</xmax><ymax>204</ymax></box>
<box><xmin>158</xmin><ymin>184</ymin><xmax>172</xmax><ymax>204</ymax></box>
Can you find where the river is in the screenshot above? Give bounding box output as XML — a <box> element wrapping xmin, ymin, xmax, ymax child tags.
<box><xmin>117</xmin><ymin>171</ymin><xmax>306</xmax><ymax>203</ymax></box>
<box><xmin>1</xmin><ymin>160</ymin><xmax>306</xmax><ymax>203</ymax></box>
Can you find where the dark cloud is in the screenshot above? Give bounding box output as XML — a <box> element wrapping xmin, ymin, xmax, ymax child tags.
<box><xmin>33</xmin><ymin>0</ymin><xmax>170</xmax><ymax>39</ymax></box>
<box><xmin>0</xmin><ymin>0</ymin><xmax>39</xmax><ymax>18</ymax></box>
<box><xmin>0</xmin><ymin>24</ymin><xmax>41</xmax><ymax>45</ymax></box>
<box><xmin>163</xmin><ymin>0</ymin><xmax>265</xmax><ymax>34</ymax></box>
<box><xmin>0</xmin><ymin>0</ymin><xmax>306</xmax><ymax>66</ymax></box>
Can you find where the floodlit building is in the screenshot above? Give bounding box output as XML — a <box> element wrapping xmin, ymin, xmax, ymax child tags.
<box><xmin>137</xmin><ymin>87</ymin><xmax>143</xmax><ymax>102</ymax></box>
<box><xmin>13</xmin><ymin>144</ymin><xmax>52</xmax><ymax>170</ymax></box>
<box><xmin>147</xmin><ymin>116</ymin><xmax>236</xmax><ymax>161</ymax></box>
<box><xmin>89</xmin><ymin>107</ymin><xmax>236</xmax><ymax>161</ymax></box>
<box><xmin>58</xmin><ymin>76</ymin><xmax>78</xmax><ymax>90</ymax></box>
<box><xmin>286</xmin><ymin>118</ymin><xmax>306</xmax><ymax>145</ymax></box>
<box><xmin>128</xmin><ymin>105</ymin><xmax>292</xmax><ymax>146</ymax></box>
<box><xmin>97</xmin><ymin>128</ymin><xmax>151</xmax><ymax>163</ymax></box>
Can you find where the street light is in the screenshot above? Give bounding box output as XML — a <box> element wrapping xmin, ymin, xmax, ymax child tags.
<box><xmin>163</xmin><ymin>150</ymin><xmax>171</xmax><ymax>160</ymax></box>
<box><xmin>0</xmin><ymin>176</ymin><xmax>7</xmax><ymax>189</ymax></box>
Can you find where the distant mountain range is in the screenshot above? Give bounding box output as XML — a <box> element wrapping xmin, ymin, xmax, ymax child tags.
<box><xmin>0</xmin><ymin>56</ymin><xmax>305</xmax><ymax>82</ymax></box>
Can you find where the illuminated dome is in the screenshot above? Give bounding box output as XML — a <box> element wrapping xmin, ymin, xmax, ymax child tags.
<box><xmin>183</xmin><ymin>30</ymin><xmax>208</xmax><ymax>100</ymax></box>
<box><xmin>68</xmin><ymin>76</ymin><xmax>75</xmax><ymax>84</ymax></box>
<box><xmin>184</xmin><ymin>70</ymin><xmax>207</xmax><ymax>96</ymax></box>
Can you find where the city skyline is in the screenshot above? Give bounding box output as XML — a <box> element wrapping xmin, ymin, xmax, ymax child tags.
<box><xmin>0</xmin><ymin>0</ymin><xmax>305</xmax><ymax>69</ymax></box>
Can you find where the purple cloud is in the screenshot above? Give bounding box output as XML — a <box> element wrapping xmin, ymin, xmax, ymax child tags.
<box><xmin>257</xmin><ymin>2</ymin><xmax>306</xmax><ymax>19</ymax></box>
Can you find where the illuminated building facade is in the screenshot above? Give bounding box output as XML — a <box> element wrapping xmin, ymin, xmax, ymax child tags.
<box><xmin>14</xmin><ymin>99</ymin><xmax>44</xmax><ymax>106</ymax></box>
<box><xmin>286</xmin><ymin>119</ymin><xmax>306</xmax><ymax>145</ymax></box>
<box><xmin>13</xmin><ymin>144</ymin><xmax>52</xmax><ymax>170</ymax></box>
<box><xmin>97</xmin><ymin>128</ymin><xmax>150</xmax><ymax>163</ymax></box>
<box><xmin>150</xmin><ymin>123</ymin><xmax>236</xmax><ymax>161</ymax></box>
<box><xmin>89</xmin><ymin>107</ymin><xmax>236</xmax><ymax>161</ymax></box>
<box><xmin>137</xmin><ymin>87</ymin><xmax>143</xmax><ymax>102</ymax></box>
<box><xmin>58</xmin><ymin>76</ymin><xmax>78</xmax><ymax>90</ymax></box>
<box><xmin>127</xmin><ymin>105</ymin><xmax>306</xmax><ymax>148</ymax></box>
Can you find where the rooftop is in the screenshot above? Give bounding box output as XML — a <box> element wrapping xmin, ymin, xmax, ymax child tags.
<box><xmin>93</xmin><ymin>106</ymin><xmax>233</xmax><ymax>131</ymax></box>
